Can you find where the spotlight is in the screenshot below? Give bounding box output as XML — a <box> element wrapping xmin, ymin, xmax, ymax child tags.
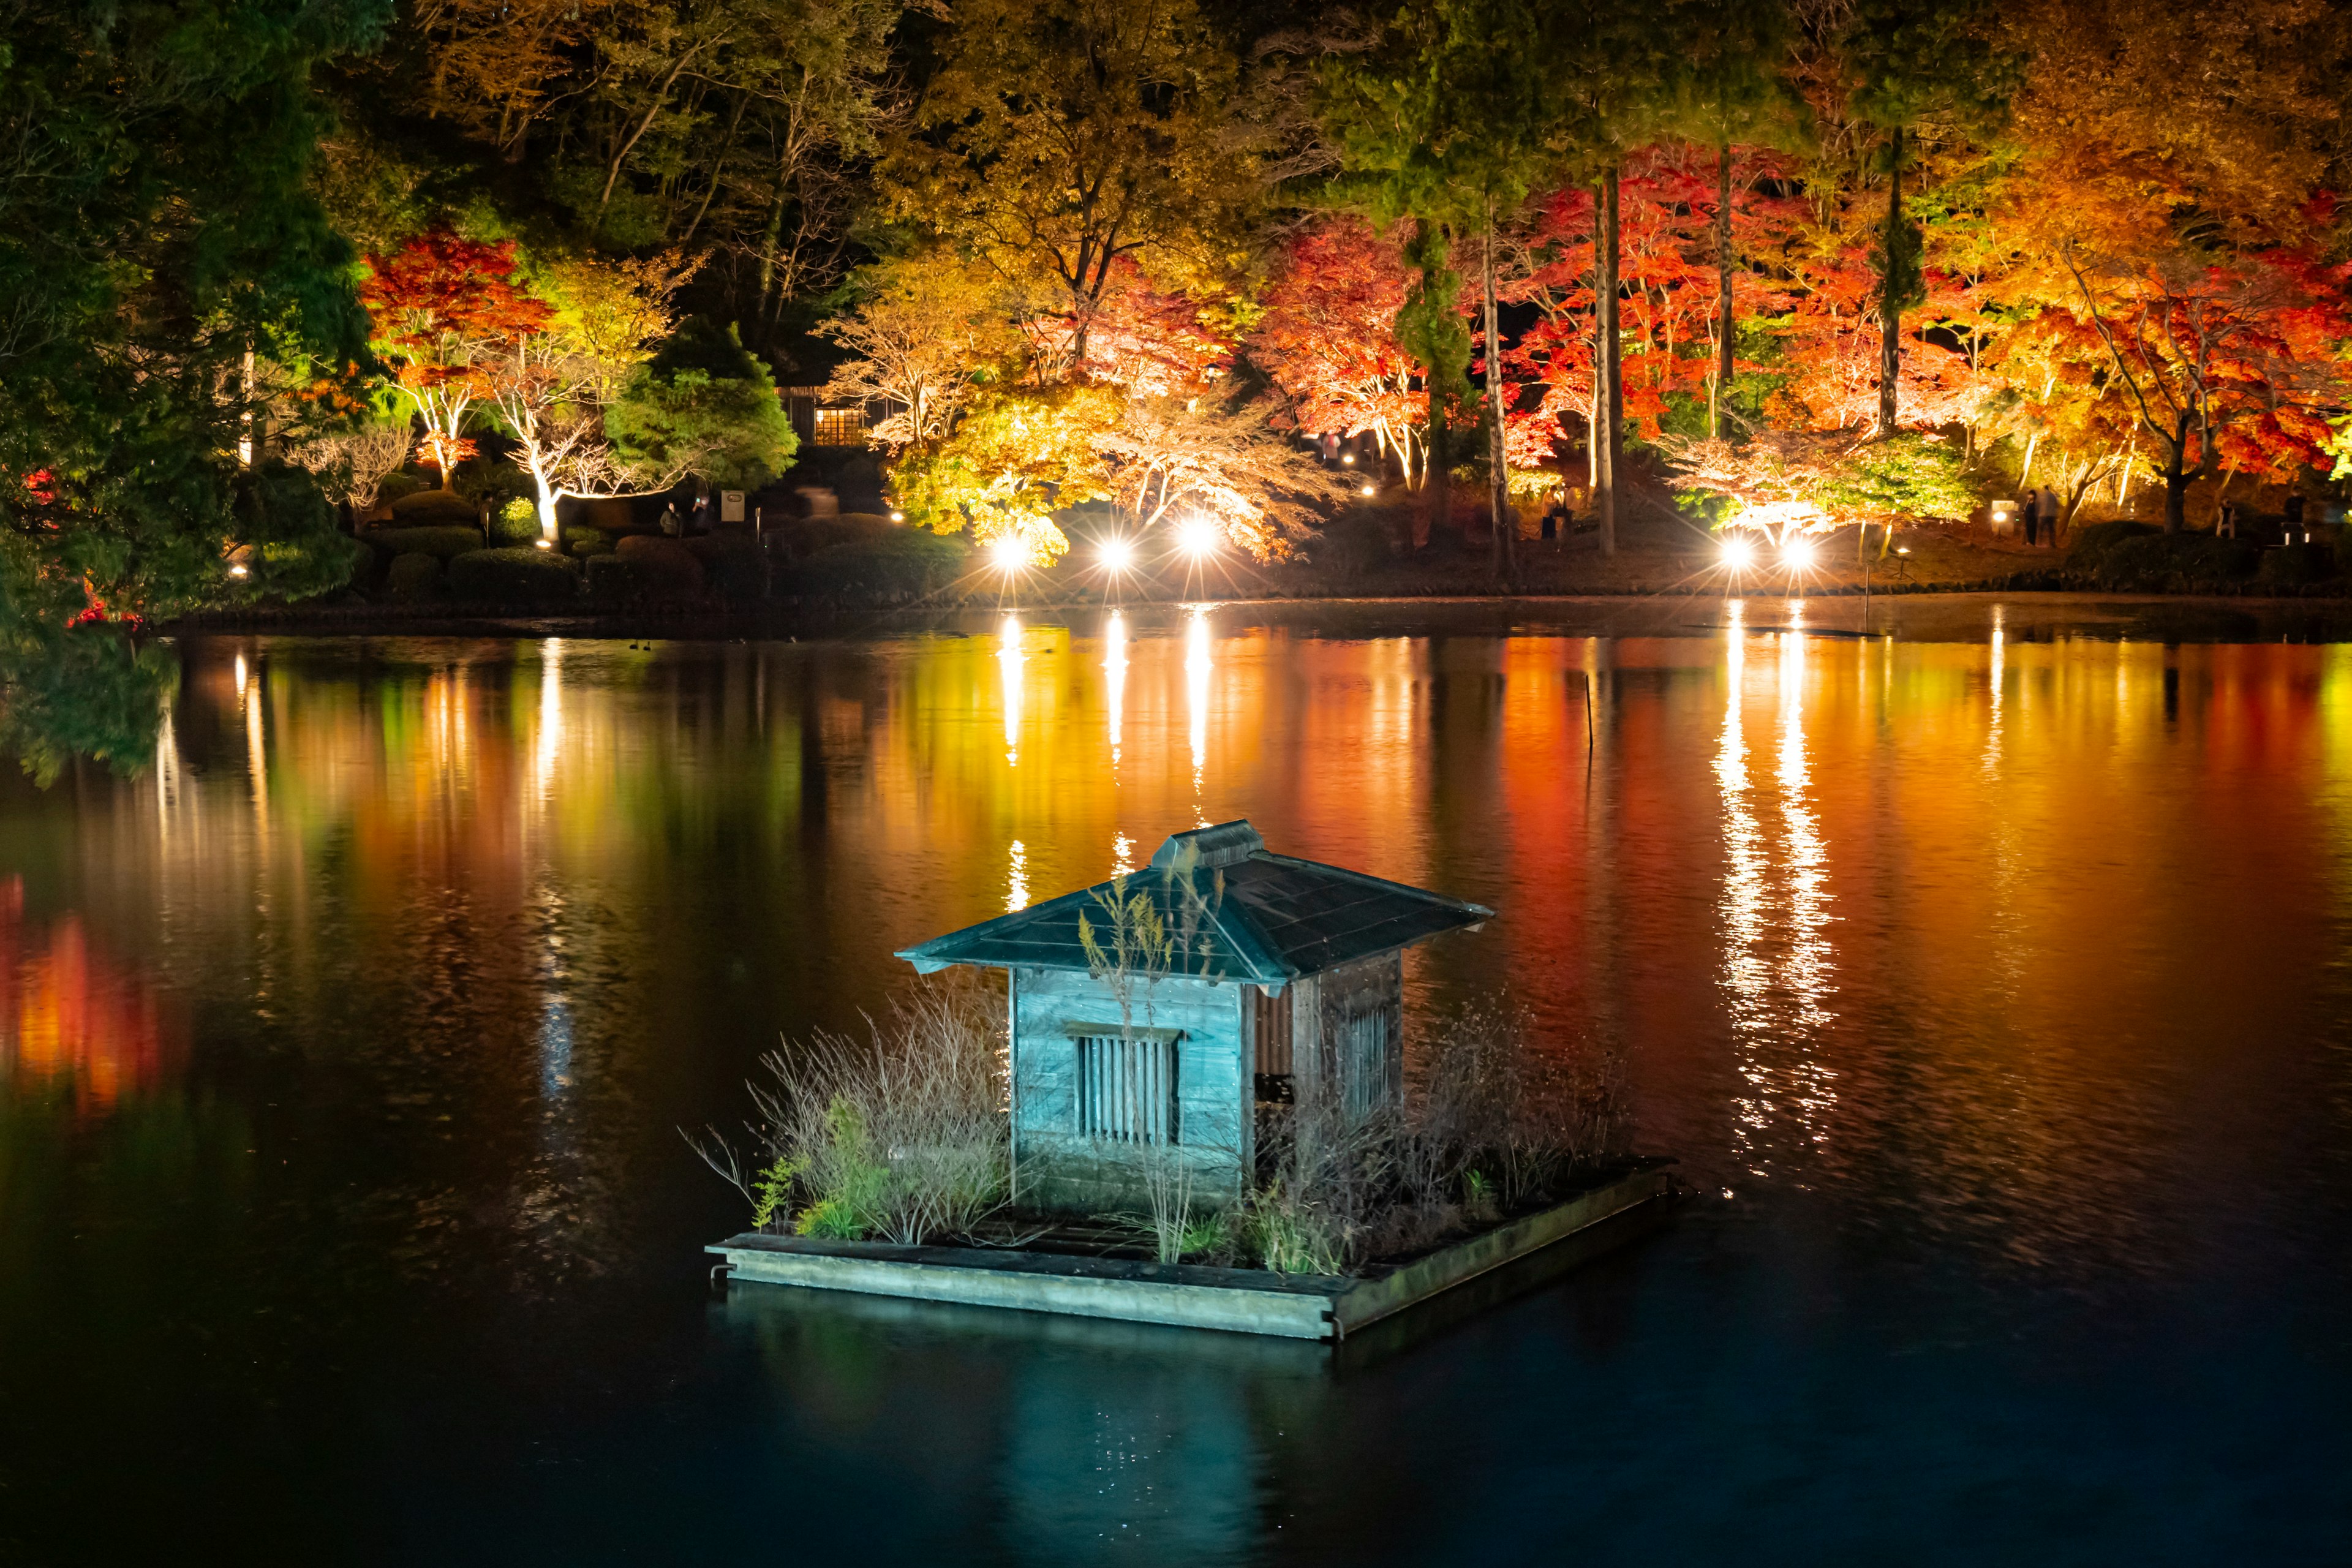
<box><xmin>532</xmin><ymin>538</ymin><xmax>554</xmax><ymax>551</ymax></box>
<box><xmin>1098</xmin><ymin>536</ymin><xmax>1135</xmax><ymax>573</ymax></box>
<box><xmin>1782</xmin><ymin>537</ymin><xmax>1817</xmax><ymax>569</ymax></box>
<box><xmin>1341</xmin><ymin>453</ymin><xmax>1355</xmax><ymax>466</ymax></box>
<box><xmin>1360</xmin><ymin>483</ymin><xmax>1376</xmax><ymax>497</ymax></box>
<box><xmin>227</xmin><ymin>563</ymin><xmax>250</xmax><ymax>579</ymax></box>
<box><xmin>889</xmin><ymin>510</ymin><xmax>905</xmax><ymax>523</ymax></box>
<box><xmin>1176</xmin><ymin>516</ymin><xmax>1219</xmax><ymax>559</ymax></box>
<box><xmin>989</xmin><ymin>535</ymin><xmax>1026</xmax><ymax>573</ymax></box>
<box><xmin>1720</xmin><ymin>535</ymin><xmax>1755</xmax><ymax>570</ymax></box>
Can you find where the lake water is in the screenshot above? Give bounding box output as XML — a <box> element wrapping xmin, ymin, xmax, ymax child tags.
<box><xmin>2</xmin><ymin>598</ymin><xmax>2348</xmax><ymax>1562</ymax></box>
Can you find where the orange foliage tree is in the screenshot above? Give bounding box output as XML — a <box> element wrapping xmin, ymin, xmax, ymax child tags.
<box><xmin>359</xmin><ymin>233</ymin><xmax>554</xmax><ymax>489</ymax></box>
<box><xmin>1249</xmin><ymin>216</ymin><xmax>1427</xmax><ymax>488</ymax></box>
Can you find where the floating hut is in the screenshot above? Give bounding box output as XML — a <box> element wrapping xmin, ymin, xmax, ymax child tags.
<box><xmin>896</xmin><ymin>820</ymin><xmax>1493</xmax><ymax>1213</ymax></box>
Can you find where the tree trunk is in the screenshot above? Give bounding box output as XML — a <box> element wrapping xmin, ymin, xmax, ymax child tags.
<box><xmin>1713</xmin><ymin>145</ymin><xmax>1735</xmax><ymax>440</ymax></box>
<box><xmin>1598</xmin><ymin>169</ymin><xmax>1623</xmax><ymax>557</ymax></box>
<box><xmin>1484</xmin><ymin>212</ymin><xmax>1513</xmax><ymax>587</ymax></box>
<box><xmin>1425</xmin><ymin>381</ymin><xmax>1449</xmax><ymax>549</ymax></box>
<box><xmin>1419</xmin><ymin>222</ymin><xmax>1450</xmax><ymax>550</ymax></box>
<box><xmin>2162</xmin><ymin>415</ymin><xmax>2189</xmax><ymax>534</ymax></box>
<box><xmin>1877</xmin><ymin>127</ymin><xmax>1905</xmax><ymax>440</ymax></box>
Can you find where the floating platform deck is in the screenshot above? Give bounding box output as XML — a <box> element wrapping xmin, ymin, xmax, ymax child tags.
<box><xmin>708</xmin><ymin>1160</ymin><xmax>1677</xmax><ymax>1341</ymax></box>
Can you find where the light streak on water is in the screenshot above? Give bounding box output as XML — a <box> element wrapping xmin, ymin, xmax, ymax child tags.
<box><xmin>999</xmin><ymin>613</ymin><xmax>1023</xmax><ymax>766</ymax></box>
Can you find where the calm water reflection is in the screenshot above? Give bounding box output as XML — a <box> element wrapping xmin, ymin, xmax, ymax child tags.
<box><xmin>2</xmin><ymin>602</ymin><xmax>2348</xmax><ymax>1562</ymax></box>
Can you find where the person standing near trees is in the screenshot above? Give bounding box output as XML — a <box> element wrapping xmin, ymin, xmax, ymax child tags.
<box><xmin>2023</xmin><ymin>488</ymin><xmax>2040</xmax><ymax>546</ymax></box>
<box><xmin>2039</xmin><ymin>485</ymin><xmax>2061</xmax><ymax>545</ymax></box>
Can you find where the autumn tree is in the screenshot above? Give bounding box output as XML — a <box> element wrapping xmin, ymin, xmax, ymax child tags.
<box><xmin>361</xmin><ymin>234</ymin><xmax>554</xmax><ymax>488</ymax></box>
<box><xmin>408</xmin><ymin>0</ymin><xmax>906</xmax><ymax>332</ymax></box>
<box><xmin>1528</xmin><ymin>0</ymin><xmax>1680</xmax><ymax>555</ymax></box>
<box><xmin>1096</xmin><ymin>398</ymin><xmax>1354</xmax><ymax>560</ymax></box>
<box><xmin>1498</xmin><ymin>156</ymin><xmax>1798</xmax><ymax>458</ymax></box>
<box><xmin>1664</xmin><ymin>0</ymin><xmax>1806</xmax><ymax>437</ymax></box>
<box><xmin>892</xmin><ymin>384</ymin><xmax>1121</xmax><ymax>564</ymax></box>
<box><xmin>881</xmin><ymin>0</ymin><xmax>1265</xmax><ymax>363</ymax></box>
<box><xmin>1250</xmin><ymin>216</ymin><xmax>1427</xmax><ymax>487</ymax></box>
<box><xmin>2057</xmin><ymin>246</ymin><xmax>2352</xmax><ymax>532</ymax></box>
<box><xmin>817</xmin><ymin>254</ymin><xmax>1025</xmax><ymax>457</ymax></box>
<box><xmin>1321</xmin><ymin>0</ymin><xmax>1555</xmax><ymax>578</ymax></box>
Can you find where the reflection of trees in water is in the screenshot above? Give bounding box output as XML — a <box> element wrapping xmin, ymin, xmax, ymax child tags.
<box><xmin>0</xmin><ymin>878</ymin><xmax>175</xmax><ymax>1112</ymax></box>
<box><xmin>0</xmin><ymin>626</ymin><xmax>177</xmax><ymax>785</ymax></box>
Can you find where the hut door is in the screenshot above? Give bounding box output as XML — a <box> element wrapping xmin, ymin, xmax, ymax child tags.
<box><xmin>1253</xmin><ymin>987</ymin><xmax>1294</xmax><ymax>1104</ymax></box>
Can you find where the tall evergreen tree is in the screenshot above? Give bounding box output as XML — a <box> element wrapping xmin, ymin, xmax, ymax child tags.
<box><xmin>1321</xmin><ymin>0</ymin><xmax>1551</xmax><ymax>583</ymax></box>
<box><xmin>1835</xmin><ymin>0</ymin><xmax>2017</xmax><ymax>438</ymax></box>
<box><xmin>1665</xmin><ymin>0</ymin><xmax>1807</xmax><ymax>439</ymax></box>
<box><xmin>0</xmin><ymin>0</ymin><xmax>385</xmax><ymax>777</ymax></box>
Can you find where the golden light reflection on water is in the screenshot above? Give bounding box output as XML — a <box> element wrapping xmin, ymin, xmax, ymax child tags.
<box><xmin>1105</xmin><ymin>610</ymin><xmax>1126</xmax><ymax>767</ymax></box>
<box><xmin>1185</xmin><ymin>606</ymin><xmax>1212</xmax><ymax>822</ymax></box>
<box><xmin>998</xmin><ymin>612</ymin><xmax>1023</xmax><ymax>766</ymax></box>
<box><xmin>16</xmin><ymin>614</ymin><xmax>2352</xmax><ymax>1270</ymax></box>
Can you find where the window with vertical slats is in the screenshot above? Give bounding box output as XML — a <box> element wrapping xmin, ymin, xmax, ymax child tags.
<box><xmin>1075</xmin><ymin>1033</ymin><xmax>1180</xmax><ymax>1145</ymax></box>
<box><xmin>1341</xmin><ymin>1005</ymin><xmax>1391</xmax><ymax>1119</ymax></box>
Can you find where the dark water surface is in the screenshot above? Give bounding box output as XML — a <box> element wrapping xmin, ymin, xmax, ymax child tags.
<box><xmin>3</xmin><ymin>599</ymin><xmax>2348</xmax><ymax>1562</ymax></box>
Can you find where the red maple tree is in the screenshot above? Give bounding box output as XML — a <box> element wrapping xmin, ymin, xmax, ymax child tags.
<box><xmin>359</xmin><ymin>233</ymin><xmax>554</xmax><ymax>488</ymax></box>
<box><xmin>1496</xmin><ymin>149</ymin><xmax>1801</xmax><ymax>473</ymax></box>
<box><xmin>1249</xmin><ymin>216</ymin><xmax>1427</xmax><ymax>485</ymax></box>
<box><xmin>2056</xmin><ymin>227</ymin><xmax>2352</xmax><ymax>530</ymax></box>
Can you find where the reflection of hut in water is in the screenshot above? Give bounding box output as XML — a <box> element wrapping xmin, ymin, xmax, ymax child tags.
<box><xmin>897</xmin><ymin>820</ymin><xmax>1491</xmax><ymax>1213</ymax></box>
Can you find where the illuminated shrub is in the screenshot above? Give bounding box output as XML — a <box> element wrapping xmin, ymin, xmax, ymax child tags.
<box><xmin>386</xmin><ymin>552</ymin><xmax>441</xmax><ymax>599</ymax></box>
<box><xmin>489</xmin><ymin>498</ymin><xmax>542</xmax><ymax>545</ymax></box>
<box><xmin>368</xmin><ymin>526</ymin><xmax>483</xmax><ymax>559</ymax></box>
<box><xmin>446</xmin><ymin>547</ymin><xmax>581</xmax><ymax>603</ymax></box>
<box><xmin>786</xmin><ymin>532</ymin><xmax>966</xmax><ymax>600</ymax></box>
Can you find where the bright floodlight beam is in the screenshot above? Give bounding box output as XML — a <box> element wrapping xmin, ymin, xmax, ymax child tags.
<box><xmin>989</xmin><ymin>536</ymin><xmax>1027</xmax><ymax>573</ymax></box>
<box><xmin>1782</xmin><ymin>536</ymin><xmax>1817</xmax><ymax>570</ymax></box>
<box><xmin>1176</xmin><ymin>516</ymin><xmax>1219</xmax><ymax>560</ymax></box>
<box><xmin>1720</xmin><ymin>535</ymin><xmax>1755</xmax><ymax>570</ymax></box>
<box><xmin>1098</xmin><ymin>536</ymin><xmax>1135</xmax><ymax>573</ymax></box>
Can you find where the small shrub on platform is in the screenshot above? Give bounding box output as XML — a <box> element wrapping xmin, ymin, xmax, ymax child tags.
<box><xmin>692</xmin><ymin>982</ymin><xmax>1011</xmax><ymax>1246</ymax></box>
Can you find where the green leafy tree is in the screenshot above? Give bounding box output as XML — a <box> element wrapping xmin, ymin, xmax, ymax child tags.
<box><xmin>0</xmin><ymin>0</ymin><xmax>383</xmax><ymax>777</ymax></box>
<box><xmin>605</xmin><ymin>318</ymin><xmax>799</xmax><ymax>495</ymax></box>
<box><xmin>879</xmin><ymin>0</ymin><xmax>1264</xmax><ymax>366</ymax></box>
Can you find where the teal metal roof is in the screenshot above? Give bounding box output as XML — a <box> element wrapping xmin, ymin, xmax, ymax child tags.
<box><xmin>896</xmin><ymin>821</ymin><xmax>1493</xmax><ymax>986</ymax></box>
